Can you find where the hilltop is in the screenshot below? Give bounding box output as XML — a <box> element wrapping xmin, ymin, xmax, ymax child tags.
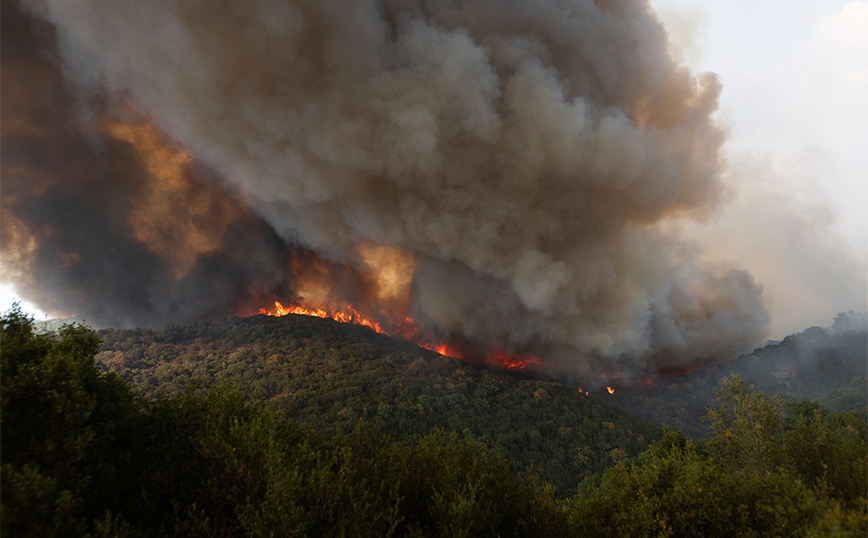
<box><xmin>94</xmin><ymin>313</ymin><xmax>662</xmax><ymax>496</ymax></box>
<box><xmin>80</xmin><ymin>309</ymin><xmax>868</xmax><ymax>479</ymax></box>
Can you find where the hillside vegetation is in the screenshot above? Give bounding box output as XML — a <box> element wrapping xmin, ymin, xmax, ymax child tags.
<box><xmin>3</xmin><ymin>306</ymin><xmax>865</xmax><ymax>537</ymax></box>
<box><xmin>94</xmin><ymin>314</ymin><xmax>660</xmax><ymax>495</ymax></box>
<box><xmin>616</xmin><ymin>316</ymin><xmax>868</xmax><ymax>437</ymax></box>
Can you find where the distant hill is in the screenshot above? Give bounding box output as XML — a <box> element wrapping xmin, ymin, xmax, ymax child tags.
<box><xmin>95</xmin><ymin>314</ymin><xmax>663</xmax><ymax>497</ymax></box>
<box><xmin>32</xmin><ymin>315</ymin><xmax>90</xmax><ymax>334</ymax></box>
<box><xmin>42</xmin><ymin>308</ymin><xmax>868</xmax><ymax>445</ymax></box>
<box><xmin>615</xmin><ymin>321</ymin><xmax>868</xmax><ymax>437</ymax></box>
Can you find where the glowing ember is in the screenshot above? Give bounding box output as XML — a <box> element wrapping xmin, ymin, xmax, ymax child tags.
<box><xmin>606</xmin><ymin>386</ymin><xmax>615</xmax><ymax>395</ymax></box>
<box><xmin>485</xmin><ymin>350</ymin><xmax>541</xmax><ymax>370</ymax></box>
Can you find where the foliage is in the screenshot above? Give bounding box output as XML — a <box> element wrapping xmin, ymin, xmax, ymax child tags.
<box><xmin>570</xmin><ymin>432</ymin><xmax>825</xmax><ymax>537</ymax></box>
<box><xmin>1</xmin><ymin>305</ymin><xmax>144</xmax><ymax>537</ymax></box>
<box><xmin>1</xmin><ymin>306</ymin><xmax>569</xmax><ymax>536</ymax></box>
<box><xmin>571</xmin><ymin>378</ymin><xmax>867</xmax><ymax>537</ymax></box>
<box><xmin>94</xmin><ymin>313</ymin><xmax>661</xmax><ymax>496</ymax></box>
<box><xmin>704</xmin><ymin>375</ymin><xmax>785</xmax><ymax>474</ymax></box>
<box><xmin>782</xmin><ymin>401</ymin><xmax>868</xmax><ymax>509</ymax></box>
<box><xmin>4</xmin><ymin>307</ymin><xmax>865</xmax><ymax>537</ymax></box>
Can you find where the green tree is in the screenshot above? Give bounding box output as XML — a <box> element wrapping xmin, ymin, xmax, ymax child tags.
<box><xmin>704</xmin><ymin>375</ymin><xmax>785</xmax><ymax>474</ymax></box>
<box><xmin>783</xmin><ymin>402</ymin><xmax>868</xmax><ymax>509</ymax></box>
<box><xmin>2</xmin><ymin>307</ymin><xmax>577</xmax><ymax>536</ymax></box>
<box><xmin>569</xmin><ymin>377</ymin><xmax>868</xmax><ymax>537</ymax></box>
<box><xmin>1</xmin><ymin>305</ymin><xmax>143</xmax><ymax>536</ymax></box>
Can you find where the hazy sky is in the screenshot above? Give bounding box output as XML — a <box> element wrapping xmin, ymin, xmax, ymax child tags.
<box><xmin>655</xmin><ymin>0</ymin><xmax>866</xmax><ymax>247</ymax></box>
<box><xmin>650</xmin><ymin>0</ymin><xmax>868</xmax><ymax>337</ymax></box>
<box><xmin>3</xmin><ymin>0</ymin><xmax>866</xmax><ymax>338</ymax></box>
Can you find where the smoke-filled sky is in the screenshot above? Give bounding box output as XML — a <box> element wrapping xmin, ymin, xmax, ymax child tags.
<box><xmin>653</xmin><ymin>0</ymin><xmax>868</xmax><ymax>337</ymax></box>
<box><xmin>2</xmin><ymin>0</ymin><xmax>865</xmax><ymax>383</ymax></box>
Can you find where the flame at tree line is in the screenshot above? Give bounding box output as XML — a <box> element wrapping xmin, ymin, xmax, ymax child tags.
<box><xmin>250</xmin><ymin>299</ymin><xmax>542</xmax><ymax>372</ymax></box>
<box><xmin>1</xmin><ymin>0</ymin><xmax>777</xmax><ymax>392</ymax></box>
<box><xmin>246</xmin><ymin>298</ymin><xmax>666</xmax><ymax>394</ymax></box>
<box><xmin>0</xmin><ymin>94</ymin><xmax>662</xmax><ymax>393</ymax></box>
<box><xmin>247</xmin><ymin>299</ymin><xmax>657</xmax><ymax>393</ymax></box>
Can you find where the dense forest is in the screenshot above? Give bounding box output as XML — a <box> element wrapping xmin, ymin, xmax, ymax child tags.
<box><xmin>3</xmin><ymin>307</ymin><xmax>867</xmax><ymax>536</ymax></box>
<box><xmin>92</xmin><ymin>313</ymin><xmax>661</xmax><ymax>495</ymax></box>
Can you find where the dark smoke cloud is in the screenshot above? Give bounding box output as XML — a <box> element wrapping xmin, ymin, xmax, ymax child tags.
<box><xmin>0</xmin><ymin>1</ymin><xmax>308</xmax><ymax>328</ymax></box>
<box><xmin>5</xmin><ymin>0</ymin><xmax>770</xmax><ymax>381</ymax></box>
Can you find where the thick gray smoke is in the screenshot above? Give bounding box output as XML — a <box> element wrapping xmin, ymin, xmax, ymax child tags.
<box><xmin>1</xmin><ymin>2</ymin><xmax>319</xmax><ymax>328</ymax></box>
<box><xmin>11</xmin><ymin>0</ymin><xmax>770</xmax><ymax>380</ymax></box>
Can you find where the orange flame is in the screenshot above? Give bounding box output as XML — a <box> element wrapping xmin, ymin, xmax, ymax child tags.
<box><xmin>636</xmin><ymin>378</ymin><xmax>659</xmax><ymax>388</ymax></box>
<box><xmin>258</xmin><ymin>300</ymin><xmax>385</xmax><ymax>334</ymax></box>
<box><xmin>256</xmin><ymin>299</ymin><xmax>537</xmax><ymax>371</ymax></box>
<box><xmin>418</xmin><ymin>341</ymin><xmax>465</xmax><ymax>359</ymax></box>
<box><xmin>606</xmin><ymin>386</ymin><xmax>615</xmax><ymax>395</ymax></box>
<box><xmin>484</xmin><ymin>350</ymin><xmax>541</xmax><ymax>370</ymax></box>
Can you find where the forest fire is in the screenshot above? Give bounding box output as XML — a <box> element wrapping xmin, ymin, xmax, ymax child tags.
<box><xmin>255</xmin><ymin>300</ymin><xmax>539</xmax><ymax>372</ymax></box>
<box><xmin>485</xmin><ymin>350</ymin><xmax>541</xmax><ymax>370</ymax></box>
<box><xmin>3</xmin><ymin>0</ymin><xmax>774</xmax><ymax>389</ymax></box>
<box><xmin>258</xmin><ymin>301</ymin><xmax>386</xmax><ymax>335</ymax></box>
<box><xmin>606</xmin><ymin>387</ymin><xmax>615</xmax><ymax>395</ymax></box>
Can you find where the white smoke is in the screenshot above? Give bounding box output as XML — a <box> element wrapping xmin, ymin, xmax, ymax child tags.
<box><xmin>23</xmin><ymin>0</ymin><xmax>769</xmax><ymax>380</ymax></box>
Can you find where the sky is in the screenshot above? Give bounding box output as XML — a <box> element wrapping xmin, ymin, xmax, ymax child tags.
<box><xmin>2</xmin><ymin>0</ymin><xmax>866</xmax><ymax>339</ymax></box>
<box><xmin>651</xmin><ymin>0</ymin><xmax>868</xmax><ymax>337</ymax></box>
<box><xmin>654</xmin><ymin>0</ymin><xmax>867</xmax><ymax>248</ymax></box>
<box><xmin>1</xmin><ymin>283</ymin><xmax>46</xmax><ymax>319</ymax></box>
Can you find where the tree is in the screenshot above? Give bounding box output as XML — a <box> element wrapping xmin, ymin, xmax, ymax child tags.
<box><xmin>783</xmin><ymin>402</ymin><xmax>868</xmax><ymax>509</ymax></box>
<box><xmin>1</xmin><ymin>305</ymin><xmax>143</xmax><ymax>536</ymax></box>
<box><xmin>704</xmin><ymin>374</ymin><xmax>785</xmax><ymax>474</ymax></box>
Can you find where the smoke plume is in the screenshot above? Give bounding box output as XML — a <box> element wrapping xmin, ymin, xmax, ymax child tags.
<box><xmin>3</xmin><ymin>0</ymin><xmax>770</xmax><ymax>382</ymax></box>
<box><xmin>0</xmin><ymin>1</ymin><xmax>321</xmax><ymax>327</ymax></box>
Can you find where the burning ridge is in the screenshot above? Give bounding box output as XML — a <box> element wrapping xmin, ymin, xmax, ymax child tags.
<box><xmin>250</xmin><ymin>299</ymin><xmax>541</xmax><ymax>371</ymax></box>
<box><xmin>2</xmin><ymin>0</ymin><xmax>769</xmax><ymax>386</ymax></box>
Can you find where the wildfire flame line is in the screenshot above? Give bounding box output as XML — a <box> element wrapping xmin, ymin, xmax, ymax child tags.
<box><xmin>256</xmin><ymin>300</ymin><xmax>540</xmax><ymax>371</ymax></box>
<box><xmin>258</xmin><ymin>301</ymin><xmax>385</xmax><ymax>334</ymax></box>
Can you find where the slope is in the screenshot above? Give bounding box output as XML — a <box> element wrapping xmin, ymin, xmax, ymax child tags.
<box><xmin>94</xmin><ymin>313</ymin><xmax>662</xmax><ymax>496</ymax></box>
<box><xmin>614</xmin><ymin>321</ymin><xmax>868</xmax><ymax>437</ymax></box>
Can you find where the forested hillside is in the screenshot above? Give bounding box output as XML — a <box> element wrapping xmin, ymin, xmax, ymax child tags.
<box><xmin>3</xmin><ymin>307</ymin><xmax>865</xmax><ymax>537</ymax></box>
<box><xmin>616</xmin><ymin>315</ymin><xmax>868</xmax><ymax>437</ymax></box>
<box><xmin>94</xmin><ymin>314</ymin><xmax>661</xmax><ymax>495</ymax></box>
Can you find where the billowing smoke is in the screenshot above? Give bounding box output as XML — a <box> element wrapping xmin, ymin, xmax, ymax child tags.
<box><xmin>1</xmin><ymin>1</ymin><xmax>339</xmax><ymax>328</ymax></box>
<box><xmin>3</xmin><ymin>0</ymin><xmax>770</xmax><ymax>382</ymax></box>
